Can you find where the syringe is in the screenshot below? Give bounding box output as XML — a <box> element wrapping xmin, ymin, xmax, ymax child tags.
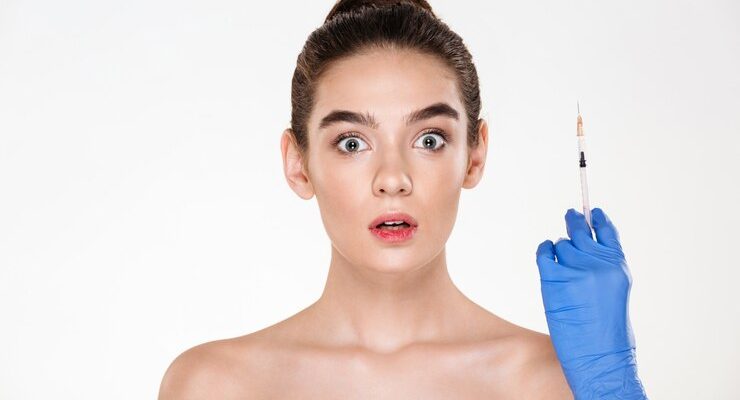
<box><xmin>577</xmin><ymin>101</ymin><xmax>592</xmax><ymax>230</ymax></box>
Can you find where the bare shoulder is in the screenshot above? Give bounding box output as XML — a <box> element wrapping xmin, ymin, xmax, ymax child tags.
<box><xmin>446</xmin><ymin>303</ymin><xmax>574</xmax><ymax>399</ymax></box>
<box><xmin>501</xmin><ymin>328</ymin><xmax>574</xmax><ymax>400</ymax></box>
<box><xmin>158</xmin><ymin>305</ymin><xmax>318</xmax><ymax>399</ymax></box>
<box><xmin>158</xmin><ymin>335</ymin><xmax>270</xmax><ymax>399</ymax></box>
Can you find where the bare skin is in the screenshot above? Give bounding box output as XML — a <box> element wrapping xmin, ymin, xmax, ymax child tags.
<box><xmin>159</xmin><ymin>48</ymin><xmax>573</xmax><ymax>399</ymax></box>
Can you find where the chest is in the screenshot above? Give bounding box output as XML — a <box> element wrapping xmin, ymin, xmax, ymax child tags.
<box><xmin>267</xmin><ymin>375</ymin><xmax>502</xmax><ymax>399</ymax></box>
<box><xmin>253</xmin><ymin>347</ymin><xmax>517</xmax><ymax>399</ymax></box>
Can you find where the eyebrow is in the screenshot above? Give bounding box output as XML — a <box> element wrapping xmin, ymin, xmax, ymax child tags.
<box><xmin>318</xmin><ymin>102</ymin><xmax>460</xmax><ymax>131</ymax></box>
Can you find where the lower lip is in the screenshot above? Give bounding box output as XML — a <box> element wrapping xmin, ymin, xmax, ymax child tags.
<box><xmin>369</xmin><ymin>225</ymin><xmax>417</xmax><ymax>243</ymax></box>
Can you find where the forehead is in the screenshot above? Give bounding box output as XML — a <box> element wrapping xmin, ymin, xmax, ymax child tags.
<box><xmin>310</xmin><ymin>49</ymin><xmax>463</xmax><ymax>130</ymax></box>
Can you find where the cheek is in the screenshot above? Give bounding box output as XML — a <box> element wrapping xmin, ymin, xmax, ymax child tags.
<box><xmin>323</xmin><ymin>173</ymin><xmax>364</xmax><ymax>213</ymax></box>
<box><xmin>311</xmin><ymin>161</ymin><xmax>368</xmax><ymax>230</ymax></box>
<box><xmin>415</xmin><ymin>160</ymin><xmax>465</xmax><ymax>227</ymax></box>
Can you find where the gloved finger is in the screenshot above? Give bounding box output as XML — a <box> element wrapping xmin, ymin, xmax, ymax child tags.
<box><xmin>553</xmin><ymin>237</ymin><xmax>595</xmax><ymax>268</ymax></box>
<box><xmin>535</xmin><ymin>240</ymin><xmax>557</xmax><ymax>279</ymax></box>
<box><xmin>536</xmin><ymin>240</ymin><xmax>579</xmax><ymax>281</ymax></box>
<box><xmin>566</xmin><ymin>207</ymin><xmax>627</xmax><ymax>263</ymax></box>
<box><xmin>565</xmin><ymin>208</ymin><xmax>598</xmax><ymax>253</ymax></box>
<box><xmin>592</xmin><ymin>208</ymin><xmax>624</xmax><ymax>252</ymax></box>
<box><xmin>536</xmin><ymin>240</ymin><xmax>556</xmax><ymax>261</ymax></box>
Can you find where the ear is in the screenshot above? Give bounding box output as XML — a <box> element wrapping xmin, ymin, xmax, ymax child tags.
<box><xmin>281</xmin><ymin>128</ymin><xmax>315</xmax><ymax>200</ymax></box>
<box><xmin>462</xmin><ymin>118</ymin><xmax>489</xmax><ymax>189</ymax></box>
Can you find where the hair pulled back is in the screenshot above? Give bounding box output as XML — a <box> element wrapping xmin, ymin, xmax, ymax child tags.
<box><xmin>290</xmin><ymin>0</ymin><xmax>482</xmax><ymax>160</ymax></box>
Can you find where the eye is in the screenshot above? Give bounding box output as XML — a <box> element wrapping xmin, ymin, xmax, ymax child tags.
<box><xmin>333</xmin><ymin>133</ymin><xmax>369</xmax><ymax>154</ymax></box>
<box><xmin>332</xmin><ymin>129</ymin><xmax>450</xmax><ymax>155</ymax></box>
<box><xmin>413</xmin><ymin>130</ymin><xmax>449</xmax><ymax>152</ymax></box>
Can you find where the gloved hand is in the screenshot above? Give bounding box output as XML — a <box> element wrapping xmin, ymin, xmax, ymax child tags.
<box><xmin>536</xmin><ymin>208</ymin><xmax>648</xmax><ymax>399</ymax></box>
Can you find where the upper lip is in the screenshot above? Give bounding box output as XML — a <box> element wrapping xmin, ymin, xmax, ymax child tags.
<box><xmin>369</xmin><ymin>212</ymin><xmax>418</xmax><ymax>229</ymax></box>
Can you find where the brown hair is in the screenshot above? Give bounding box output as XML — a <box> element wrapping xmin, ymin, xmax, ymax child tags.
<box><xmin>289</xmin><ymin>0</ymin><xmax>482</xmax><ymax>164</ymax></box>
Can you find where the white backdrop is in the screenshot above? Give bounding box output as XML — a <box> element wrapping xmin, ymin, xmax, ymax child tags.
<box><xmin>1</xmin><ymin>0</ymin><xmax>738</xmax><ymax>398</ymax></box>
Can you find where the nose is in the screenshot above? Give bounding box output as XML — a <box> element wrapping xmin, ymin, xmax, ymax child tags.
<box><xmin>372</xmin><ymin>155</ymin><xmax>413</xmax><ymax>197</ymax></box>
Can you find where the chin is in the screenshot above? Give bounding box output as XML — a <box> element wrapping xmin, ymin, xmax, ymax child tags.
<box><xmin>359</xmin><ymin>245</ymin><xmax>443</xmax><ymax>275</ymax></box>
<box><xmin>366</xmin><ymin>256</ymin><xmax>422</xmax><ymax>273</ymax></box>
<box><xmin>329</xmin><ymin>227</ymin><xmax>446</xmax><ymax>273</ymax></box>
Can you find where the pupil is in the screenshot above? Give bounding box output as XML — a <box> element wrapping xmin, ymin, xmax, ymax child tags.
<box><xmin>346</xmin><ymin>139</ymin><xmax>358</xmax><ymax>151</ymax></box>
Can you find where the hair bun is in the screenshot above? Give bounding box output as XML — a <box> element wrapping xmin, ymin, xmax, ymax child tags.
<box><xmin>324</xmin><ymin>0</ymin><xmax>436</xmax><ymax>24</ymax></box>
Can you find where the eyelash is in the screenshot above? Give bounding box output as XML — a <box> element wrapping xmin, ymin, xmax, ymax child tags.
<box><xmin>331</xmin><ymin>129</ymin><xmax>451</xmax><ymax>155</ymax></box>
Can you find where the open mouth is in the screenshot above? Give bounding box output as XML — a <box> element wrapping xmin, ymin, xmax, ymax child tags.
<box><xmin>368</xmin><ymin>213</ymin><xmax>417</xmax><ymax>243</ymax></box>
<box><xmin>375</xmin><ymin>221</ymin><xmax>412</xmax><ymax>230</ymax></box>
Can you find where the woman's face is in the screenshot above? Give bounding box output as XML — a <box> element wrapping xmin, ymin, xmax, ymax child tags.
<box><xmin>282</xmin><ymin>48</ymin><xmax>487</xmax><ymax>273</ymax></box>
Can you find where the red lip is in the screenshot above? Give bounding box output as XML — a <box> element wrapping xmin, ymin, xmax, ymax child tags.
<box><xmin>368</xmin><ymin>212</ymin><xmax>419</xmax><ymax>229</ymax></box>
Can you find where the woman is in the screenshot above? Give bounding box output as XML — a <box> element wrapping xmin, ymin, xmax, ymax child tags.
<box><xmin>159</xmin><ymin>1</ymin><xmax>646</xmax><ymax>398</ymax></box>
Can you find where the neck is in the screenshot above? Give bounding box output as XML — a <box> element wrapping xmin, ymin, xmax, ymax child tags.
<box><xmin>308</xmin><ymin>244</ymin><xmax>482</xmax><ymax>354</ymax></box>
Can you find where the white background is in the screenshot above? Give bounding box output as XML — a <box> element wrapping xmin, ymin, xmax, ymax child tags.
<box><xmin>1</xmin><ymin>0</ymin><xmax>738</xmax><ymax>398</ymax></box>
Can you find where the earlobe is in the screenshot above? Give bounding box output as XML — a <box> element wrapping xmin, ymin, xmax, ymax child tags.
<box><xmin>462</xmin><ymin>118</ymin><xmax>488</xmax><ymax>189</ymax></box>
<box><xmin>281</xmin><ymin>129</ymin><xmax>315</xmax><ymax>200</ymax></box>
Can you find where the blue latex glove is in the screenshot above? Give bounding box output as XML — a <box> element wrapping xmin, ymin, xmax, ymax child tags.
<box><xmin>536</xmin><ymin>208</ymin><xmax>648</xmax><ymax>399</ymax></box>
